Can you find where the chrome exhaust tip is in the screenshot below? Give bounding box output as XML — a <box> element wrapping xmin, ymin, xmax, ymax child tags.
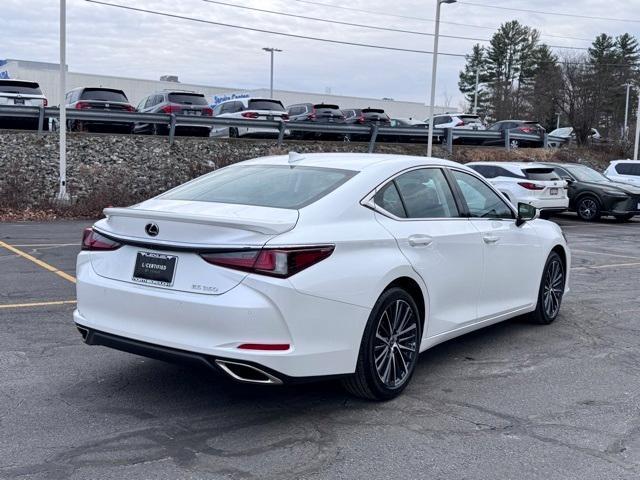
<box><xmin>215</xmin><ymin>359</ymin><xmax>283</xmax><ymax>385</ymax></box>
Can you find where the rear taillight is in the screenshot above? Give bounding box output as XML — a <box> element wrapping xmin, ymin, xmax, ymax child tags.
<box><xmin>202</xmin><ymin>107</ymin><xmax>213</xmax><ymax>116</ymax></box>
<box><xmin>455</xmin><ymin>121</ymin><xmax>464</xmax><ymax>127</ymax></box>
<box><xmin>518</xmin><ymin>127</ymin><xmax>535</xmax><ymax>133</ymax></box>
<box><xmin>518</xmin><ymin>182</ymin><xmax>545</xmax><ymax>190</ymax></box>
<box><xmin>124</xmin><ymin>105</ymin><xmax>136</xmax><ymax>112</ymax></box>
<box><xmin>200</xmin><ymin>246</ymin><xmax>334</xmax><ymax>278</ymax></box>
<box><xmin>81</xmin><ymin>228</ymin><xmax>122</xmax><ymax>251</ymax></box>
<box><xmin>241</xmin><ymin>111</ymin><xmax>259</xmax><ymax>119</ymax></box>
<box><xmin>357</xmin><ymin>115</ymin><xmax>366</xmax><ymax>124</ymax></box>
<box><xmin>43</xmin><ymin>98</ymin><xmax>48</xmax><ymax>107</ymax></box>
<box><xmin>161</xmin><ymin>105</ymin><xmax>181</xmax><ymax>114</ymax></box>
<box><xmin>75</xmin><ymin>102</ymin><xmax>91</xmax><ymax>110</ymax></box>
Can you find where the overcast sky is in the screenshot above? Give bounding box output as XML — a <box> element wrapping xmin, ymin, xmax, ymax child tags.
<box><xmin>1</xmin><ymin>0</ymin><xmax>638</xmax><ymax>108</ymax></box>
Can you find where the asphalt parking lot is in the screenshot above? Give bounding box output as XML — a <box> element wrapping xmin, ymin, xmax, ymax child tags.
<box><xmin>1</xmin><ymin>217</ymin><xmax>640</xmax><ymax>480</ymax></box>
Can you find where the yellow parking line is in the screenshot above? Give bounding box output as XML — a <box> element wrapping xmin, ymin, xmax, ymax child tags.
<box><xmin>0</xmin><ymin>240</ymin><xmax>76</xmax><ymax>284</ymax></box>
<box><xmin>0</xmin><ymin>300</ymin><xmax>77</xmax><ymax>310</ymax></box>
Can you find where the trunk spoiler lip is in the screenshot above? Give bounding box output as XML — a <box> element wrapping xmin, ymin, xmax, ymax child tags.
<box><xmin>92</xmin><ymin>227</ymin><xmax>264</xmax><ymax>254</ymax></box>
<box><xmin>102</xmin><ymin>206</ymin><xmax>298</xmax><ymax>235</ymax></box>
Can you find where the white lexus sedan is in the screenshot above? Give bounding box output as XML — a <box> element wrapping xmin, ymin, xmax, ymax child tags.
<box><xmin>75</xmin><ymin>153</ymin><xmax>570</xmax><ymax>400</ymax></box>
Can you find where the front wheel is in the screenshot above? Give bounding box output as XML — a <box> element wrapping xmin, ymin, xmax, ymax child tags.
<box><xmin>529</xmin><ymin>251</ymin><xmax>565</xmax><ymax>325</ymax></box>
<box><xmin>576</xmin><ymin>195</ymin><xmax>601</xmax><ymax>221</ymax></box>
<box><xmin>342</xmin><ymin>288</ymin><xmax>421</xmax><ymax>400</ymax></box>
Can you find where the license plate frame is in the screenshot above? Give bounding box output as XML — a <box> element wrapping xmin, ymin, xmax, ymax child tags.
<box><xmin>550</xmin><ymin>188</ymin><xmax>559</xmax><ymax>195</ymax></box>
<box><xmin>13</xmin><ymin>98</ymin><xmax>25</xmax><ymax>105</ymax></box>
<box><xmin>132</xmin><ymin>251</ymin><xmax>178</xmax><ymax>287</ymax></box>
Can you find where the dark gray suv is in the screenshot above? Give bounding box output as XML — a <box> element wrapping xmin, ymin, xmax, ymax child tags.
<box><xmin>134</xmin><ymin>90</ymin><xmax>213</xmax><ymax>137</ymax></box>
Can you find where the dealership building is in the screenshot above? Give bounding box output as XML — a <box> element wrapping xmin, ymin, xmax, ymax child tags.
<box><xmin>2</xmin><ymin>59</ymin><xmax>450</xmax><ymax>119</ymax></box>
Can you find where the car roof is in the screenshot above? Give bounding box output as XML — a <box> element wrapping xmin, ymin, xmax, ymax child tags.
<box><xmin>239</xmin><ymin>152</ymin><xmax>463</xmax><ymax>172</ymax></box>
<box><xmin>467</xmin><ymin>161</ymin><xmax>550</xmax><ymax>169</ymax></box>
<box><xmin>0</xmin><ymin>78</ymin><xmax>40</xmax><ymax>85</ymax></box>
<box><xmin>609</xmin><ymin>159</ymin><xmax>634</xmax><ymax>165</ymax></box>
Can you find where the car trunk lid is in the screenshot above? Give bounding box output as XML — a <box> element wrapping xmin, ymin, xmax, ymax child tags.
<box><xmin>89</xmin><ymin>200</ymin><xmax>299</xmax><ymax>295</ymax></box>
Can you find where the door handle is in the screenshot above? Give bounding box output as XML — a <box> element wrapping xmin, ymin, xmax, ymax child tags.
<box><xmin>408</xmin><ymin>235</ymin><xmax>433</xmax><ymax>247</ymax></box>
<box><xmin>483</xmin><ymin>235</ymin><xmax>500</xmax><ymax>244</ymax></box>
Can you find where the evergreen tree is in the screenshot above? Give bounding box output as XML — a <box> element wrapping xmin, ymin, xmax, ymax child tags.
<box><xmin>458</xmin><ymin>44</ymin><xmax>489</xmax><ymax>114</ymax></box>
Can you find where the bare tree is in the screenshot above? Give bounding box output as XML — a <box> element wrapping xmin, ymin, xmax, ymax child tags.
<box><xmin>556</xmin><ymin>53</ymin><xmax>603</xmax><ymax>145</ymax></box>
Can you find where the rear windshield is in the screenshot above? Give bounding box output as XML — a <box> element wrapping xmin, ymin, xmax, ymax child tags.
<box><xmin>314</xmin><ymin>105</ymin><xmax>342</xmax><ymax>115</ymax></box>
<box><xmin>168</xmin><ymin>93</ymin><xmax>208</xmax><ymax>105</ymax></box>
<box><xmin>80</xmin><ymin>89</ymin><xmax>128</xmax><ymax>102</ymax></box>
<box><xmin>459</xmin><ymin>115</ymin><xmax>481</xmax><ymax>122</ymax></box>
<box><xmin>615</xmin><ymin>163</ymin><xmax>640</xmax><ymax>176</ymax></box>
<box><xmin>248</xmin><ymin>99</ymin><xmax>285</xmax><ymax>111</ymax></box>
<box><xmin>0</xmin><ymin>81</ymin><xmax>42</xmax><ymax>95</ymax></box>
<box><xmin>523</xmin><ymin>168</ymin><xmax>560</xmax><ymax>181</ymax></box>
<box><xmin>161</xmin><ymin>165</ymin><xmax>357</xmax><ymax>209</ymax></box>
<box><xmin>363</xmin><ymin>108</ymin><xmax>385</xmax><ymax>114</ymax></box>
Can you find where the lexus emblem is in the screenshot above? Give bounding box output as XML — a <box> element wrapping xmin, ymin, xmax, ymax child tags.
<box><xmin>145</xmin><ymin>223</ymin><xmax>159</xmax><ymax>237</ymax></box>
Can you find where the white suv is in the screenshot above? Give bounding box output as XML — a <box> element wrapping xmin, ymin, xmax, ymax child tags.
<box><xmin>424</xmin><ymin>113</ymin><xmax>486</xmax><ymax>143</ymax></box>
<box><xmin>604</xmin><ymin>160</ymin><xmax>640</xmax><ymax>187</ymax></box>
<box><xmin>211</xmin><ymin>97</ymin><xmax>289</xmax><ymax>138</ymax></box>
<box><xmin>467</xmin><ymin>162</ymin><xmax>569</xmax><ymax>217</ymax></box>
<box><xmin>0</xmin><ymin>79</ymin><xmax>48</xmax><ymax>130</ymax></box>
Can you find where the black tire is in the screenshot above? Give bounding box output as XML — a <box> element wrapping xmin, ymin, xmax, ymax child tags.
<box><xmin>152</xmin><ymin>124</ymin><xmax>164</xmax><ymax>136</ymax></box>
<box><xmin>529</xmin><ymin>251</ymin><xmax>565</xmax><ymax>325</ymax></box>
<box><xmin>342</xmin><ymin>287</ymin><xmax>422</xmax><ymax>401</ymax></box>
<box><xmin>229</xmin><ymin>127</ymin><xmax>239</xmax><ymax>138</ymax></box>
<box><xmin>614</xmin><ymin>213</ymin><xmax>635</xmax><ymax>222</ymax></box>
<box><xmin>576</xmin><ymin>195</ymin><xmax>601</xmax><ymax>221</ymax></box>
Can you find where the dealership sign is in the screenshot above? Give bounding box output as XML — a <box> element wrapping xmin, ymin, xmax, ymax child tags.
<box><xmin>211</xmin><ymin>92</ymin><xmax>251</xmax><ymax>106</ymax></box>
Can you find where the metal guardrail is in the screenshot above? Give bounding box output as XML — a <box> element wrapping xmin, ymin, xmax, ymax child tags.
<box><xmin>0</xmin><ymin>105</ymin><xmax>567</xmax><ymax>154</ymax></box>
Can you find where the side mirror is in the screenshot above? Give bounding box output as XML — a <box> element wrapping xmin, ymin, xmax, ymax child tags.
<box><xmin>516</xmin><ymin>203</ymin><xmax>538</xmax><ymax>226</ymax></box>
<box><xmin>562</xmin><ymin>176</ymin><xmax>574</xmax><ymax>184</ymax></box>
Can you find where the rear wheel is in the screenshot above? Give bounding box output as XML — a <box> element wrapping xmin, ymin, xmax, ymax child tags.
<box><xmin>614</xmin><ymin>213</ymin><xmax>635</xmax><ymax>222</ymax></box>
<box><xmin>342</xmin><ymin>288</ymin><xmax>421</xmax><ymax>400</ymax></box>
<box><xmin>529</xmin><ymin>251</ymin><xmax>565</xmax><ymax>325</ymax></box>
<box><xmin>576</xmin><ymin>195</ymin><xmax>601</xmax><ymax>221</ymax></box>
<box><xmin>229</xmin><ymin>127</ymin><xmax>239</xmax><ymax>138</ymax></box>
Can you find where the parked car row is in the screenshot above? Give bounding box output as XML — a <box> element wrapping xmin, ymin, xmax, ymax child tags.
<box><xmin>467</xmin><ymin>160</ymin><xmax>640</xmax><ymax>222</ymax></box>
<box><xmin>0</xmin><ymin>78</ymin><xmax>617</xmax><ymax>149</ymax></box>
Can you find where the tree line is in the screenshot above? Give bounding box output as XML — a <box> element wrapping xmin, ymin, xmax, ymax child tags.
<box><xmin>458</xmin><ymin>21</ymin><xmax>639</xmax><ymax>145</ymax></box>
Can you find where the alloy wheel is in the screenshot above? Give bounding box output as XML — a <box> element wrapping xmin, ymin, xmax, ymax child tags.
<box><xmin>373</xmin><ymin>299</ymin><xmax>418</xmax><ymax>389</ymax></box>
<box><xmin>543</xmin><ymin>258</ymin><xmax>564</xmax><ymax>319</ymax></box>
<box><xmin>578</xmin><ymin>198</ymin><xmax>598</xmax><ymax>220</ymax></box>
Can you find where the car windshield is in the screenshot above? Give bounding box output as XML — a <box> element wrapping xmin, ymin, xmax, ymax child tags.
<box><xmin>248</xmin><ymin>99</ymin><xmax>285</xmax><ymax>111</ymax></box>
<box><xmin>0</xmin><ymin>81</ymin><xmax>42</xmax><ymax>95</ymax></box>
<box><xmin>80</xmin><ymin>89</ymin><xmax>128</xmax><ymax>102</ymax></box>
<box><xmin>168</xmin><ymin>93</ymin><xmax>208</xmax><ymax>105</ymax></box>
<box><xmin>160</xmin><ymin>165</ymin><xmax>357</xmax><ymax>209</ymax></box>
<box><xmin>565</xmin><ymin>165</ymin><xmax>609</xmax><ymax>182</ymax></box>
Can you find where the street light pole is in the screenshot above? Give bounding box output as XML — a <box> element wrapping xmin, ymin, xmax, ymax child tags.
<box><xmin>57</xmin><ymin>0</ymin><xmax>68</xmax><ymax>201</ymax></box>
<box><xmin>623</xmin><ymin>82</ymin><xmax>632</xmax><ymax>139</ymax></box>
<box><xmin>427</xmin><ymin>0</ymin><xmax>456</xmax><ymax>158</ymax></box>
<box><xmin>262</xmin><ymin>47</ymin><xmax>282</xmax><ymax>98</ymax></box>
<box><xmin>556</xmin><ymin>112</ymin><xmax>561</xmax><ymax>130</ymax></box>
<box><xmin>473</xmin><ymin>69</ymin><xmax>479</xmax><ymax>114</ymax></box>
<box><xmin>634</xmin><ymin>88</ymin><xmax>640</xmax><ymax>161</ymax></box>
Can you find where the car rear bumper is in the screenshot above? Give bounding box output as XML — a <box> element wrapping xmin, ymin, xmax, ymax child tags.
<box><xmin>75</xmin><ymin>257</ymin><xmax>370</xmax><ymax>378</ymax></box>
<box><xmin>525</xmin><ymin>197</ymin><xmax>569</xmax><ymax>211</ymax></box>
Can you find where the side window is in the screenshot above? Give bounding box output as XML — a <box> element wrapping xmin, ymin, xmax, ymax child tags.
<box><xmin>393</xmin><ymin>169</ymin><xmax>459</xmax><ymax>219</ymax></box>
<box><xmin>233</xmin><ymin>101</ymin><xmax>245</xmax><ymax>113</ymax></box>
<box><xmin>451</xmin><ymin>170</ymin><xmax>515</xmax><ymax>219</ymax></box>
<box><xmin>137</xmin><ymin>97</ymin><xmax>148</xmax><ymax>110</ymax></box>
<box><xmin>220</xmin><ymin>102</ymin><xmax>232</xmax><ymax>114</ymax></box>
<box><xmin>616</xmin><ymin>164</ymin><xmax>632</xmax><ymax>175</ymax></box>
<box><xmin>374</xmin><ymin>182</ymin><xmax>407</xmax><ymax>218</ymax></box>
<box><xmin>470</xmin><ymin>165</ymin><xmax>495</xmax><ymax>178</ymax></box>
